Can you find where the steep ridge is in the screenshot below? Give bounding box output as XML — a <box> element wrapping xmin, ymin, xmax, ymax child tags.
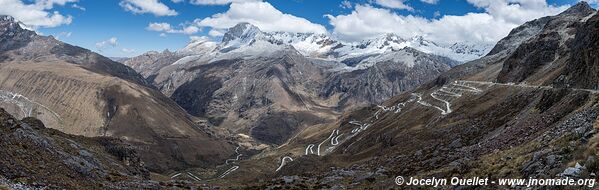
<box><xmin>497</xmin><ymin>2</ymin><xmax>596</xmax><ymax>86</ymax></box>
<box><xmin>215</xmin><ymin>3</ymin><xmax>599</xmax><ymax>189</ymax></box>
<box><xmin>0</xmin><ymin>15</ymin><xmax>233</xmax><ymax>172</ymax></box>
<box><xmin>125</xmin><ymin>23</ymin><xmax>457</xmax><ymax>148</ymax></box>
<box><xmin>554</xmin><ymin>6</ymin><xmax>599</xmax><ymax>89</ymax></box>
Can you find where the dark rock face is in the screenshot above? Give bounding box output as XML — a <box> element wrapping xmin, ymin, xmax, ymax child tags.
<box><xmin>556</xmin><ymin>13</ymin><xmax>599</xmax><ymax>89</ymax></box>
<box><xmin>0</xmin><ymin>108</ymin><xmax>160</xmax><ymax>189</ymax></box>
<box><xmin>170</xmin><ymin>59</ymin><xmax>233</xmax><ymax>117</ymax></box>
<box><xmin>0</xmin><ymin>16</ymin><xmax>36</xmax><ymax>53</ymax></box>
<box><xmin>497</xmin><ymin>32</ymin><xmax>560</xmax><ymax>83</ymax></box>
<box><xmin>487</xmin><ymin>17</ymin><xmax>552</xmax><ymax>56</ymax></box>
<box><xmin>497</xmin><ymin>1</ymin><xmax>596</xmax><ymax>85</ymax></box>
<box><xmin>251</xmin><ymin>111</ymin><xmax>325</xmax><ymax>144</ymax></box>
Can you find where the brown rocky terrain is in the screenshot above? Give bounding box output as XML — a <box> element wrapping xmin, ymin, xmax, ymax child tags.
<box><xmin>0</xmin><ymin>15</ymin><xmax>234</xmax><ymax>173</ymax></box>
<box><xmin>0</xmin><ymin>108</ymin><xmax>160</xmax><ymax>189</ymax></box>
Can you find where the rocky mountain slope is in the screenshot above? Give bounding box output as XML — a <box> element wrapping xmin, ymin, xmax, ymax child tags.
<box><xmin>0</xmin><ymin>15</ymin><xmax>234</xmax><ymax>172</ymax></box>
<box><xmin>208</xmin><ymin>3</ymin><xmax>599</xmax><ymax>189</ymax></box>
<box><xmin>124</xmin><ymin>23</ymin><xmax>458</xmax><ymax>148</ymax></box>
<box><xmin>0</xmin><ymin>108</ymin><xmax>160</xmax><ymax>189</ymax></box>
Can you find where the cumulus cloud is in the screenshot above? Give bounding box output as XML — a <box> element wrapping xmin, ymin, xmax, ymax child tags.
<box><xmin>146</xmin><ymin>22</ymin><xmax>199</xmax><ymax>35</ymax></box>
<box><xmin>121</xmin><ymin>48</ymin><xmax>136</xmax><ymax>53</ymax></box>
<box><xmin>421</xmin><ymin>0</ymin><xmax>439</xmax><ymax>4</ymax></box>
<box><xmin>95</xmin><ymin>37</ymin><xmax>118</xmax><ymax>50</ymax></box>
<box><xmin>340</xmin><ymin>0</ymin><xmax>353</xmax><ymax>9</ymax></box>
<box><xmin>190</xmin><ymin>35</ymin><xmax>212</xmax><ymax>42</ymax></box>
<box><xmin>371</xmin><ymin>0</ymin><xmax>413</xmax><ymax>11</ymax></box>
<box><xmin>208</xmin><ymin>29</ymin><xmax>225</xmax><ymax>37</ymax></box>
<box><xmin>587</xmin><ymin>0</ymin><xmax>599</xmax><ymax>4</ymax></box>
<box><xmin>327</xmin><ymin>1</ymin><xmax>568</xmax><ymax>44</ymax></box>
<box><xmin>147</xmin><ymin>22</ymin><xmax>172</xmax><ymax>31</ymax></box>
<box><xmin>119</xmin><ymin>0</ymin><xmax>177</xmax><ymax>16</ymax></box>
<box><xmin>189</xmin><ymin>0</ymin><xmax>260</xmax><ymax>5</ymax></box>
<box><xmin>195</xmin><ymin>1</ymin><xmax>327</xmax><ymax>34</ymax></box>
<box><xmin>71</xmin><ymin>3</ymin><xmax>85</xmax><ymax>11</ymax></box>
<box><xmin>0</xmin><ymin>0</ymin><xmax>76</xmax><ymax>28</ymax></box>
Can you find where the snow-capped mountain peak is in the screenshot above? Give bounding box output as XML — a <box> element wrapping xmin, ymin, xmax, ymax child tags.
<box><xmin>221</xmin><ymin>22</ymin><xmax>261</xmax><ymax>44</ymax></box>
<box><xmin>267</xmin><ymin>31</ymin><xmax>337</xmax><ymax>57</ymax></box>
<box><xmin>356</xmin><ymin>33</ymin><xmax>406</xmax><ymax>50</ymax></box>
<box><xmin>219</xmin><ymin>22</ymin><xmax>279</xmax><ymax>53</ymax></box>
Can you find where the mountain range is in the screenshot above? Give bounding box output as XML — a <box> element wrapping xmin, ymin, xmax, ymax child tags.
<box><xmin>122</xmin><ymin>22</ymin><xmax>460</xmax><ymax>148</ymax></box>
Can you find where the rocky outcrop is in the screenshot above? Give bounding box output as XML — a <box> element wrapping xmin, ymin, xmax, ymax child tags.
<box><xmin>497</xmin><ymin>2</ymin><xmax>596</xmax><ymax>85</ymax></box>
<box><xmin>0</xmin><ymin>108</ymin><xmax>161</xmax><ymax>189</ymax></box>
<box><xmin>556</xmin><ymin>9</ymin><xmax>599</xmax><ymax>89</ymax></box>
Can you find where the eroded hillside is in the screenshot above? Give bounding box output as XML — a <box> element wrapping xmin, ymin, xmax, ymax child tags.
<box><xmin>0</xmin><ymin>15</ymin><xmax>234</xmax><ymax>173</ymax></box>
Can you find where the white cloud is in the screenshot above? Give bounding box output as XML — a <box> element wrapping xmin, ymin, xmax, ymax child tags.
<box><xmin>71</xmin><ymin>3</ymin><xmax>85</xmax><ymax>11</ymax></box>
<box><xmin>171</xmin><ymin>0</ymin><xmax>184</xmax><ymax>3</ymax></box>
<box><xmin>326</xmin><ymin>1</ymin><xmax>568</xmax><ymax>44</ymax></box>
<box><xmin>190</xmin><ymin>35</ymin><xmax>211</xmax><ymax>42</ymax></box>
<box><xmin>340</xmin><ymin>0</ymin><xmax>352</xmax><ymax>9</ymax></box>
<box><xmin>0</xmin><ymin>0</ymin><xmax>76</xmax><ymax>28</ymax></box>
<box><xmin>34</xmin><ymin>0</ymin><xmax>78</xmax><ymax>9</ymax></box>
<box><xmin>195</xmin><ymin>1</ymin><xmax>327</xmax><ymax>34</ymax></box>
<box><xmin>96</xmin><ymin>37</ymin><xmax>118</xmax><ymax>50</ymax></box>
<box><xmin>182</xmin><ymin>25</ymin><xmax>200</xmax><ymax>34</ymax></box>
<box><xmin>189</xmin><ymin>0</ymin><xmax>260</xmax><ymax>5</ymax></box>
<box><xmin>121</xmin><ymin>48</ymin><xmax>136</xmax><ymax>53</ymax></box>
<box><xmin>208</xmin><ymin>29</ymin><xmax>225</xmax><ymax>37</ymax></box>
<box><xmin>421</xmin><ymin>0</ymin><xmax>439</xmax><ymax>4</ymax></box>
<box><xmin>146</xmin><ymin>22</ymin><xmax>199</xmax><ymax>35</ymax></box>
<box><xmin>119</xmin><ymin>0</ymin><xmax>177</xmax><ymax>16</ymax></box>
<box><xmin>372</xmin><ymin>0</ymin><xmax>413</xmax><ymax>11</ymax></box>
<box><xmin>147</xmin><ymin>22</ymin><xmax>172</xmax><ymax>31</ymax></box>
<box><xmin>466</xmin><ymin>0</ymin><xmax>565</xmax><ymax>24</ymax></box>
<box><xmin>587</xmin><ymin>0</ymin><xmax>599</xmax><ymax>4</ymax></box>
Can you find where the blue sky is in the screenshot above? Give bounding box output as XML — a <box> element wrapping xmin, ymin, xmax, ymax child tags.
<box><xmin>1</xmin><ymin>0</ymin><xmax>588</xmax><ymax>57</ymax></box>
